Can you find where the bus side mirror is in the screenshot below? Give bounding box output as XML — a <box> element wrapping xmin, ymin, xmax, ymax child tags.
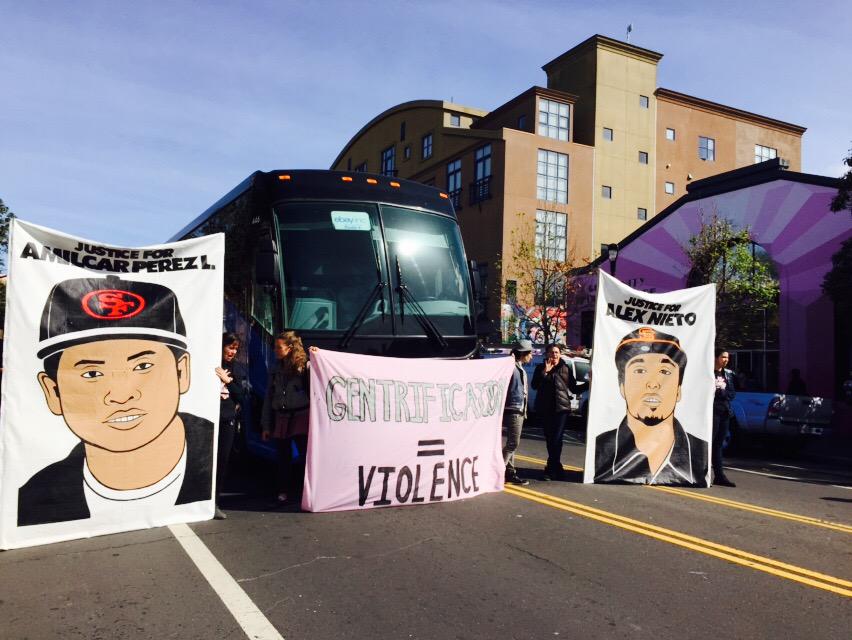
<box><xmin>255</xmin><ymin>232</ymin><xmax>280</xmax><ymax>286</ymax></box>
<box><xmin>469</xmin><ymin>259</ymin><xmax>484</xmax><ymax>302</ymax></box>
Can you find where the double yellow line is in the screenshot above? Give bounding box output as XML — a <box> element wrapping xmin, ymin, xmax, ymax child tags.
<box><xmin>504</xmin><ymin>484</ymin><xmax>852</xmax><ymax>597</ymax></box>
<box><xmin>514</xmin><ymin>454</ymin><xmax>852</xmax><ymax>534</ymax></box>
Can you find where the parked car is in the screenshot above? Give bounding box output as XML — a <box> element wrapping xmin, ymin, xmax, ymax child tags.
<box><xmin>727</xmin><ymin>392</ymin><xmax>834</xmax><ymax>450</ymax></box>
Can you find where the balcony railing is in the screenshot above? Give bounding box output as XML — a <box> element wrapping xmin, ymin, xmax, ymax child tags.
<box><xmin>448</xmin><ymin>189</ymin><xmax>462</xmax><ymax>210</ymax></box>
<box><xmin>469</xmin><ymin>176</ymin><xmax>492</xmax><ymax>205</ymax></box>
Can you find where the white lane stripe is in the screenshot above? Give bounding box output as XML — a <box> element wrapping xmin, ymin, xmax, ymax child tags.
<box><xmin>169</xmin><ymin>523</ymin><xmax>284</xmax><ymax>640</ymax></box>
<box><xmin>726</xmin><ymin>466</ymin><xmax>852</xmax><ymax>488</ymax></box>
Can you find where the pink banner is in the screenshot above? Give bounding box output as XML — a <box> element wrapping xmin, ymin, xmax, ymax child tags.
<box><xmin>303</xmin><ymin>350</ymin><xmax>515</xmax><ymax>512</ymax></box>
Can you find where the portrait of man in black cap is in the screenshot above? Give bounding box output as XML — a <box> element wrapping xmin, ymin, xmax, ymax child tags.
<box><xmin>18</xmin><ymin>275</ymin><xmax>214</xmax><ymax>526</ymax></box>
<box><xmin>594</xmin><ymin>326</ymin><xmax>708</xmax><ymax>487</ymax></box>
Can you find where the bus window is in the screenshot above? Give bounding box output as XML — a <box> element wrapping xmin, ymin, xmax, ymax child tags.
<box><xmin>381</xmin><ymin>206</ymin><xmax>473</xmax><ymax>336</ymax></box>
<box><xmin>275</xmin><ymin>202</ymin><xmax>391</xmax><ymax>334</ymax></box>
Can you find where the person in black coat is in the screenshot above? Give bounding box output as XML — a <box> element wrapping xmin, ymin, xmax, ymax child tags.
<box><xmin>214</xmin><ymin>332</ymin><xmax>245</xmax><ymax>519</ymax></box>
<box><xmin>712</xmin><ymin>349</ymin><xmax>737</xmax><ymax>487</ymax></box>
<box><xmin>531</xmin><ymin>343</ymin><xmax>585</xmax><ymax>480</ymax></box>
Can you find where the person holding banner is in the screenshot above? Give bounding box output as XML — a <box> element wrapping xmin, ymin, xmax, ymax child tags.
<box><xmin>532</xmin><ymin>343</ymin><xmax>585</xmax><ymax>480</ymax></box>
<box><xmin>502</xmin><ymin>339</ymin><xmax>533</xmax><ymax>486</ymax></box>
<box><xmin>594</xmin><ymin>327</ymin><xmax>708</xmax><ymax>486</ymax></box>
<box><xmin>214</xmin><ymin>332</ymin><xmax>245</xmax><ymax>519</ymax></box>
<box><xmin>712</xmin><ymin>349</ymin><xmax>737</xmax><ymax>487</ymax></box>
<box><xmin>261</xmin><ymin>331</ymin><xmax>310</xmax><ymax>504</ymax></box>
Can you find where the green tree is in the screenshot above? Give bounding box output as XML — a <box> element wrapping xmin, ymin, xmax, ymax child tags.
<box><xmin>822</xmin><ymin>237</ymin><xmax>852</xmax><ymax>308</ymax></box>
<box><xmin>0</xmin><ymin>198</ymin><xmax>15</xmax><ymax>272</ymax></box>
<box><xmin>498</xmin><ymin>212</ymin><xmax>588</xmax><ymax>346</ymax></box>
<box><xmin>830</xmin><ymin>147</ymin><xmax>852</xmax><ymax>214</ymax></box>
<box><xmin>685</xmin><ymin>208</ymin><xmax>779</xmax><ymax>349</ymax></box>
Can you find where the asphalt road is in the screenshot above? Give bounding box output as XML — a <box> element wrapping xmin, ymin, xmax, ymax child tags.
<box><xmin>2</xmin><ymin>429</ymin><xmax>850</xmax><ymax>640</ymax></box>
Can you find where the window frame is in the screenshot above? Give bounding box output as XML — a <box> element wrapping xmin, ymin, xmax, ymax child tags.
<box><xmin>603</xmin><ymin>127</ymin><xmax>614</xmax><ymax>142</ymax></box>
<box><xmin>538</xmin><ymin>98</ymin><xmax>570</xmax><ymax>142</ymax></box>
<box><xmin>664</xmin><ymin>181</ymin><xmax>675</xmax><ymax>195</ymax></box>
<box><xmin>536</xmin><ymin>149</ymin><xmax>569</xmax><ymax>204</ymax></box>
<box><xmin>381</xmin><ymin>145</ymin><xmax>395</xmax><ymax>176</ymax></box>
<box><xmin>699</xmin><ymin>136</ymin><xmax>716</xmax><ymax>162</ymax></box>
<box><xmin>602</xmin><ymin>185</ymin><xmax>612</xmax><ymax>199</ymax></box>
<box><xmin>421</xmin><ymin>133</ymin><xmax>433</xmax><ymax>160</ymax></box>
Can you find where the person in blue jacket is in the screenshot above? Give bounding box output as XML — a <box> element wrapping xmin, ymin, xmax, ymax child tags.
<box><xmin>502</xmin><ymin>339</ymin><xmax>533</xmax><ymax>485</ymax></box>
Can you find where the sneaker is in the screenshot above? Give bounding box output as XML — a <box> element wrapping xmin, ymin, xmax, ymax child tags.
<box><xmin>541</xmin><ymin>471</ymin><xmax>552</xmax><ymax>481</ymax></box>
<box><xmin>214</xmin><ymin>507</ymin><xmax>227</xmax><ymax>520</ymax></box>
<box><xmin>506</xmin><ymin>474</ymin><xmax>529</xmax><ymax>486</ymax></box>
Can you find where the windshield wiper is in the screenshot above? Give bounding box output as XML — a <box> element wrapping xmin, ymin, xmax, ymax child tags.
<box><xmin>340</xmin><ymin>240</ymin><xmax>387</xmax><ymax>349</ymax></box>
<box><xmin>339</xmin><ymin>282</ymin><xmax>386</xmax><ymax>349</ymax></box>
<box><xmin>395</xmin><ymin>256</ymin><xmax>448</xmax><ymax>349</ymax></box>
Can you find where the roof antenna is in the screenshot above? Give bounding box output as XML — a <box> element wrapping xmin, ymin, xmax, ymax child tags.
<box><xmin>626</xmin><ymin>23</ymin><xmax>633</xmax><ymax>43</ymax></box>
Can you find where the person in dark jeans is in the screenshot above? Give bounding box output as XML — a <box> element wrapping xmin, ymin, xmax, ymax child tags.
<box><xmin>712</xmin><ymin>349</ymin><xmax>737</xmax><ymax>487</ymax></box>
<box><xmin>502</xmin><ymin>339</ymin><xmax>533</xmax><ymax>485</ymax></box>
<box><xmin>532</xmin><ymin>343</ymin><xmax>585</xmax><ymax>480</ymax></box>
<box><xmin>215</xmin><ymin>332</ymin><xmax>245</xmax><ymax>519</ymax></box>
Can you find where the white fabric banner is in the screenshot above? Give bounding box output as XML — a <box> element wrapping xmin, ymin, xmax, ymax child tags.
<box><xmin>303</xmin><ymin>349</ymin><xmax>514</xmax><ymax>512</ymax></box>
<box><xmin>583</xmin><ymin>272</ymin><xmax>715</xmax><ymax>487</ymax></box>
<box><xmin>0</xmin><ymin>219</ymin><xmax>224</xmax><ymax>549</ymax></box>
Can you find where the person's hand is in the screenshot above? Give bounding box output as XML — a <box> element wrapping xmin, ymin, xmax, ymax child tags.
<box><xmin>215</xmin><ymin>367</ymin><xmax>233</xmax><ymax>384</ymax></box>
<box><xmin>309</xmin><ymin>346</ymin><xmax>319</xmax><ymax>354</ymax></box>
<box><xmin>544</xmin><ymin>359</ymin><xmax>555</xmax><ymax>373</ymax></box>
<box><xmin>261</xmin><ymin>431</ymin><xmax>271</xmax><ymax>442</ymax></box>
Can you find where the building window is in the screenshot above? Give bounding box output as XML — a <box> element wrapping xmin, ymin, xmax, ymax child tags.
<box><xmin>755</xmin><ymin>144</ymin><xmax>777</xmax><ymax>164</ymax></box>
<box><xmin>666</xmin><ymin>128</ymin><xmax>676</xmax><ymax>141</ymax></box>
<box><xmin>403</xmin><ymin>145</ymin><xmax>411</xmax><ymax>160</ymax></box>
<box><xmin>470</xmin><ymin>144</ymin><xmax>492</xmax><ymax>204</ymax></box>
<box><xmin>602</xmin><ymin>185</ymin><xmax>612</xmax><ymax>199</ymax></box>
<box><xmin>603</xmin><ymin>127</ymin><xmax>614</xmax><ymax>142</ymax></box>
<box><xmin>354</xmin><ymin>161</ymin><xmax>368</xmax><ymax>173</ymax></box>
<box><xmin>536</xmin><ymin>149</ymin><xmax>568</xmax><ymax>203</ymax></box>
<box><xmin>538</xmin><ymin>98</ymin><xmax>570</xmax><ymax>141</ymax></box>
<box><xmin>638</xmin><ymin>151</ymin><xmax>648</xmax><ymax>164</ymax></box>
<box><xmin>518</xmin><ymin>114</ymin><xmax>527</xmax><ymax>130</ymax></box>
<box><xmin>639</xmin><ymin>95</ymin><xmax>649</xmax><ymax>109</ymax></box>
<box><xmin>665</xmin><ymin>181</ymin><xmax>675</xmax><ymax>195</ymax></box>
<box><xmin>699</xmin><ymin>136</ymin><xmax>715</xmax><ymax>161</ymax></box>
<box><xmin>450</xmin><ymin>113</ymin><xmax>461</xmax><ymax>127</ymax></box>
<box><xmin>381</xmin><ymin>146</ymin><xmax>395</xmax><ymax>176</ymax></box>
<box><xmin>637</xmin><ymin>207</ymin><xmax>648</xmax><ymax>221</ymax></box>
<box><xmin>447</xmin><ymin>159</ymin><xmax>462</xmax><ymax>208</ymax></box>
<box><xmin>400</xmin><ymin>121</ymin><xmax>406</xmax><ymax>141</ymax></box>
<box><xmin>422</xmin><ymin>133</ymin><xmax>433</xmax><ymax>159</ymax></box>
<box><xmin>535</xmin><ymin>210</ymin><xmax>567</xmax><ymax>261</ymax></box>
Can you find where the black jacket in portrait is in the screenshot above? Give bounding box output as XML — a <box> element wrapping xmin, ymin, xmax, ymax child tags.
<box><xmin>17</xmin><ymin>412</ymin><xmax>214</xmax><ymax>527</ymax></box>
<box><xmin>594</xmin><ymin>417</ymin><xmax>709</xmax><ymax>487</ymax></box>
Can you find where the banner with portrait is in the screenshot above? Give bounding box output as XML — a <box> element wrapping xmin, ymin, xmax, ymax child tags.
<box><xmin>303</xmin><ymin>349</ymin><xmax>514</xmax><ymax>512</ymax></box>
<box><xmin>583</xmin><ymin>271</ymin><xmax>715</xmax><ymax>487</ymax></box>
<box><xmin>0</xmin><ymin>219</ymin><xmax>224</xmax><ymax>549</ymax></box>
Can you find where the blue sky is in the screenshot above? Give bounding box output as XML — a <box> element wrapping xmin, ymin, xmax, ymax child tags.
<box><xmin>2</xmin><ymin>0</ymin><xmax>850</xmax><ymax>248</ymax></box>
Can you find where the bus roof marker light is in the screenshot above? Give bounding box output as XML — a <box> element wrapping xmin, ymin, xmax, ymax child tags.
<box><xmin>278</xmin><ymin>175</ymin><xmax>291</xmax><ymax>181</ymax></box>
<box><xmin>389</xmin><ymin>181</ymin><xmax>401</xmax><ymax>188</ymax></box>
<box><xmin>439</xmin><ymin>192</ymin><xmax>449</xmax><ymax>199</ymax></box>
<box><xmin>341</xmin><ymin>176</ymin><xmax>353</xmax><ymax>182</ymax></box>
<box><xmin>366</xmin><ymin>178</ymin><xmax>378</xmax><ymax>185</ymax></box>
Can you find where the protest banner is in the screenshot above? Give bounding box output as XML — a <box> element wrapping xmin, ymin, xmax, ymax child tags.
<box><xmin>583</xmin><ymin>271</ymin><xmax>715</xmax><ymax>487</ymax></box>
<box><xmin>303</xmin><ymin>349</ymin><xmax>514</xmax><ymax>512</ymax></box>
<box><xmin>0</xmin><ymin>219</ymin><xmax>224</xmax><ymax>549</ymax></box>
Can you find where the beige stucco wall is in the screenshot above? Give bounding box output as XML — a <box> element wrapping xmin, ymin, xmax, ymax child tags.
<box><xmin>592</xmin><ymin>47</ymin><xmax>659</xmax><ymax>253</ymax></box>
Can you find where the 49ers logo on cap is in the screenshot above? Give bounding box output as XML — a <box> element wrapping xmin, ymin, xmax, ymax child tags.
<box><xmin>81</xmin><ymin>289</ymin><xmax>146</xmax><ymax>320</ymax></box>
<box><xmin>638</xmin><ymin>327</ymin><xmax>656</xmax><ymax>341</ymax></box>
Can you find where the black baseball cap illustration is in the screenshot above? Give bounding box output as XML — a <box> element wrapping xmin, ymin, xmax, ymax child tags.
<box><xmin>37</xmin><ymin>275</ymin><xmax>187</xmax><ymax>359</ymax></box>
<box><xmin>615</xmin><ymin>326</ymin><xmax>688</xmax><ymax>383</ymax></box>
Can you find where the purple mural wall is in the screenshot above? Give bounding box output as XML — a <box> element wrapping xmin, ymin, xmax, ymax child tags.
<box><xmin>580</xmin><ymin>176</ymin><xmax>850</xmax><ymax>398</ymax></box>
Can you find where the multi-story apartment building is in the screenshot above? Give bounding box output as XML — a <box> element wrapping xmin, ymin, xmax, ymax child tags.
<box><xmin>331</xmin><ymin>35</ymin><xmax>805</xmax><ymax>332</ymax></box>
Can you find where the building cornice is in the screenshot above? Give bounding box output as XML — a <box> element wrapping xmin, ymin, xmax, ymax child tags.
<box><xmin>542</xmin><ymin>34</ymin><xmax>663</xmax><ymax>73</ymax></box>
<box><xmin>330</xmin><ymin>100</ymin><xmax>488</xmax><ymax>169</ymax></box>
<box><xmin>655</xmin><ymin>88</ymin><xmax>807</xmax><ymax>136</ymax></box>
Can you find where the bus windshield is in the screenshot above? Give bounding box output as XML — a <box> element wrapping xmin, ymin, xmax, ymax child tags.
<box><xmin>381</xmin><ymin>205</ymin><xmax>472</xmax><ymax>336</ymax></box>
<box><xmin>275</xmin><ymin>201</ymin><xmax>472</xmax><ymax>336</ymax></box>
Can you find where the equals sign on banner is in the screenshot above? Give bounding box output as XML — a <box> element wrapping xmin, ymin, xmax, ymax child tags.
<box><xmin>417</xmin><ymin>439</ymin><xmax>445</xmax><ymax>456</ymax></box>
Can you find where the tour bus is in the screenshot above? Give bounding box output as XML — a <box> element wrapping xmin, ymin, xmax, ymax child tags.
<box><xmin>170</xmin><ymin>169</ymin><xmax>487</xmax><ymax>458</ymax></box>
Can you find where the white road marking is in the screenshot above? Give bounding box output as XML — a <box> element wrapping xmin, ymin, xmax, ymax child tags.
<box><xmin>726</xmin><ymin>466</ymin><xmax>852</xmax><ymax>489</ymax></box>
<box><xmin>169</xmin><ymin>523</ymin><xmax>284</xmax><ymax>640</ymax></box>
